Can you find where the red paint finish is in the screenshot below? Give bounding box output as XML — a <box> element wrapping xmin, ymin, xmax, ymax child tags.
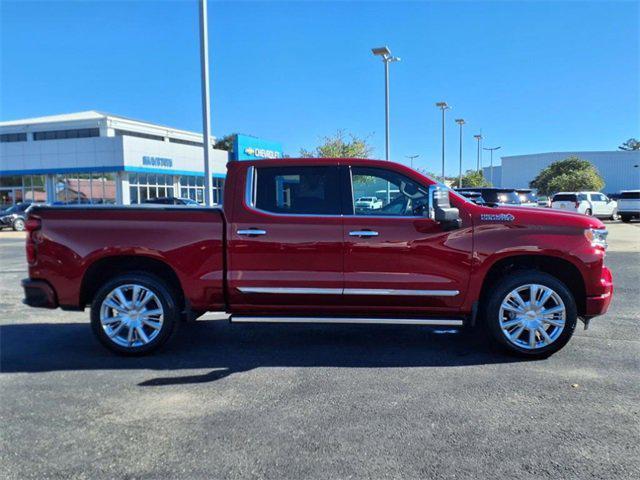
<box><xmin>24</xmin><ymin>157</ymin><xmax>613</xmax><ymax>323</ymax></box>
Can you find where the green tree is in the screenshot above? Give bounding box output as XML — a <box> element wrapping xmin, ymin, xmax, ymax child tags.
<box><xmin>300</xmin><ymin>130</ymin><xmax>374</xmax><ymax>158</ymax></box>
<box><xmin>452</xmin><ymin>170</ymin><xmax>492</xmax><ymax>188</ymax></box>
<box><xmin>618</xmin><ymin>138</ymin><xmax>640</xmax><ymax>151</ymax></box>
<box><xmin>213</xmin><ymin>134</ymin><xmax>235</xmax><ymax>152</ymax></box>
<box><xmin>530</xmin><ymin>156</ymin><xmax>604</xmax><ymax>195</ymax></box>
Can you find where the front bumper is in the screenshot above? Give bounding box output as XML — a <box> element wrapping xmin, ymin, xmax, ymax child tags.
<box><xmin>22</xmin><ymin>278</ymin><xmax>58</xmax><ymax>309</ymax></box>
<box><xmin>584</xmin><ymin>266</ymin><xmax>613</xmax><ymax>318</ymax></box>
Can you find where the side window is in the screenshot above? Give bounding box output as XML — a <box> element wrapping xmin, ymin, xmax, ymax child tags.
<box><xmin>350</xmin><ymin>167</ymin><xmax>428</xmax><ymax>216</ymax></box>
<box><xmin>578</xmin><ymin>194</ymin><xmax>588</xmax><ymax>202</ymax></box>
<box><xmin>253</xmin><ymin>166</ymin><xmax>340</xmax><ymax>215</ymax></box>
<box><xmin>591</xmin><ymin>193</ymin><xmax>604</xmax><ymax>202</ymax></box>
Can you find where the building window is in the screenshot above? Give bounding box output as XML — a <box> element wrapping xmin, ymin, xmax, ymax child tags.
<box><xmin>114</xmin><ymin>129</ymin><xmax>165</xmax><ymax>142</ymax></box>
<box><xmin>212</xmin><ymin>177</ymin><xmax>225</xmax><ymax>204</ymax></box>
<box><xmin>54</xmin><ymin>173</ymin><xmax>116</xmax><ymax>204</ymax></box>
<box><xmin>33</xmin><ymin>128</ymin><xmax>99</xmax><ymax>141</ymax></box>
<box><xmin>0</xmin><ymin>175</ymin><xmax>45</xmax><ymax>208</ymax></box>
<box><xmin>169</xmin><ymin>137</ymin><xmax>203</xmax><ymax>147</ymax></box>
<box><xmin>128</xmin><ymin>173</ymin><xmax>174</xmax><ymax>204</ymax></box>
<box><xmin>0</xmin><ymin>133</ymin><xmax>27</xmax><ymax>142</ymax></box>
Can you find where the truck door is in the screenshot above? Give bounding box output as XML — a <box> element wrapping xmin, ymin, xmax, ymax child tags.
<box><xmin>341</xmin><ymin>165</ymin><xmax>472</xmax><ymax>314</ymax></box>
<box><xmin>227</xmin><ymin>164</ymin><xmax>344</xmax><ymax>313</ymax></box>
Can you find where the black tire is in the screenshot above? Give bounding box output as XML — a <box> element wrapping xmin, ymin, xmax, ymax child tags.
<box><xmin>12</xmin><ymin>218</ymin><xmax>25</xmax><ymax>231</ymax></box>
<box><xmin>585</xmin><ymin>209</ymin><xmax>592</xmax><ymax>216</ymax></box>
<box><xmin>90</xmin><ymin>272</ymin><xmax>180</xmax><ymax>355</ymax></box>
<box><xmin>483</xmin><ymin>270</ymin><xmax>577</xmax><ymax>359</ymax></box>
<box><xmin>610</xmin><ymin>210</ymin><xmax>618</xmax><ymax>221</ymax></box>
<box><xmin>621</xmin><ymin>215</ymin><xmax>631</xmax><ymax>223</ymax></box>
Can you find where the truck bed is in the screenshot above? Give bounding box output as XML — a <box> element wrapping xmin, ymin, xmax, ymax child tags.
<box><xmin>27</xmin><ymin>205</ymin><xmax>226</xmax><ymax>312</ymax></box>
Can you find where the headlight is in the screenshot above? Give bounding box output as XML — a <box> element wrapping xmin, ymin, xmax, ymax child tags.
<box><xmin>584</xmin><ymin>228</ymin><xmax>608</xmax><ymax>249</ymax></box>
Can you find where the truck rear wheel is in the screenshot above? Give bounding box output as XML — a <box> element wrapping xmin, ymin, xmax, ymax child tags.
<box><xmin>90</xmin><ymin>272</ymin><xmax>179</xmax><ymax>355</ymax></box>
<box><xmin>483</xmin><ymin>271</ymin><xmax>577</xmax><ymax>358</ymax></box>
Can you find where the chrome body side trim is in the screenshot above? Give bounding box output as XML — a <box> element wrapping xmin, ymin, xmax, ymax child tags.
<box><xmin>238</xmin><ymin>287</ymin><xmax>459</xmax><ymax>296</ymax></box>
<box><xmin>231</xmin><ymin>316</ymin><xmax>464</xmax><ymax>326</ymax></box>
<box><xmin>343</xmin><ymin>288</ymin><xmax>460</xmax><ymax>296</ymax></box>
<box><xmin>238</xmin><ymin>287</ymin><xmax>343</xmax><ymax>295</ymax></box>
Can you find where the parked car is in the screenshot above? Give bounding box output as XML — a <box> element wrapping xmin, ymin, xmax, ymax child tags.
<box><xmin>617</xmin><ymin>190</ymin><xmax>640</xmax><ymax>222</ymax></box>
<box><xmin>537</xmin><ymin>196</ymin><xmax>551</xmax><ymax>208</ymax></box>
<box><xmin>354</xmin><ymin>196</ymin><xmax>383</xmax><ymax>210</ymax></box>
<box><xmin>516</xmin><ymin>189</ymin><xmax>538</xmax><ymax>207</ymax></box>
<box><xmin>551</xmin><ymin>192</ymin><xmax>618</xmax><ymax>219</ymax></box>
<box><xmin>455</xmin><ymin>187</ymin><xmax>521</xmax><ymax>207</ymax></box>
<box><xmin>143</xmin><ymin>197</ymin><xmax>200</xmax><ymax>206</ymax></box>
<box><xmin>454</xmin><ymin>190</ymin><xmax>486</xmax><ymax>205</ymax></box>
<box><xmin>22</xmin><ymin>157</ymin><xmax>613</xmax><ymax>359</ymax></box>
<box><xmin>0</xmin><ymin>202</ymin><xmax>32</xmax><ymax>231</ymax></box>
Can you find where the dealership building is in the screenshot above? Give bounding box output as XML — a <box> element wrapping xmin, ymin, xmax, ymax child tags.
<box><xmin>0</xmin><ymin>111</ymin><xmax>283</xmax><ymax>207</ymax></box>
<box><xmin>483</xmin><ymin>150</ymin><xmax>640</xmax><ymax>195</ymax></box>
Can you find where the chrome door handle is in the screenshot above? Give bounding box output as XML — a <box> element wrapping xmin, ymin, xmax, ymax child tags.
<box><xmin>237</xmin><ymin>229</ymin><xmax>267</xmax><ymax>236</ymax></box>
<box><xmin>349</xmin><ymin>230</ymin><xmax>379</xmax><ymax>237</ymax></box>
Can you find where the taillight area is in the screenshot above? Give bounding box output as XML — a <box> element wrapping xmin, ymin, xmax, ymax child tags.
<box><xmin>25</xmin><ymin>216</ymin><xmax>42</xmax><ymax>265</ymax></box>
<box><xmin>574</xmin><ymin>201</ymin><xmax>580</xmax><ymax>208</ymax></box>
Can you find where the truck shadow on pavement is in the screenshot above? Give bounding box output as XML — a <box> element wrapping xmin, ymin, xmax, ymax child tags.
<box><xmin>0</xmin><ymin>319</ymin><xmax>524</xmax><ymax>385</ymax></box>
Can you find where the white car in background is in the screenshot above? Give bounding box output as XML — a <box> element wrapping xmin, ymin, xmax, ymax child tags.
<box><xmin>354</xmin><ymin>196</ymin><xmax>383</xmax><ymax>210</ymax></box>
<box><xmin>617</xmin><ymin>190</ymin><xmax>640</xmax><ymax>222</ymax></box>
<box><xmin>551</xmin><ymin>191</ymin><xmax>618</xmax><ymax>219</ymax></box>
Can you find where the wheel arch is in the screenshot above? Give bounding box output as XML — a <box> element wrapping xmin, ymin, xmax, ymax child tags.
<box><xmin>478</xmin><ymin>254</ymin><xmax>587</xmax><ymax>316</ymax></box>
<box><xmin>80</xmin><ymin>255</ymin><xmax>185</xmax><ymax>311</ymax></box>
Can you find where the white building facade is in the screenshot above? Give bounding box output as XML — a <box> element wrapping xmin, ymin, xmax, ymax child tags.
<box><xmin>486</xmin><ymin>151</ymin><xmax>640</xmax><ymax>194</ymax></box>
<box><xmin>0</xmin><ymin>111</ymin><xmax>229</xmax><ymax>207</ymax></box>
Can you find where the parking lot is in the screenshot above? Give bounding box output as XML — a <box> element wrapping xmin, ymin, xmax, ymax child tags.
<box><xmin>1</xmin><ymin>222</ymin><xmax>638</xmax><ymax>480</ymax></box>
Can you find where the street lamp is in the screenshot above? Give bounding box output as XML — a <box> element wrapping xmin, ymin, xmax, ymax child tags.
<box><xmin>483</xmin><ymin>146</ymin><xmax>501</xmax><ymax>185</ymax></box>
<box><xmin>371</xmin><ymin>46</ymin><xmax>401</xmax><ymax>161</ymax></box>
<box><xmin>455</xmin><ymin>119</ymin><xmax>465</xmax><ymax>187</ymax></box>
<box><xmin>405</xmin><ymin>154</ymin><xmax>420</xmax><ymax>169</ymax></box>
<box><xmin>473</xmin><ymin>134</ymin><xmax>483</xmax><ymax>172</ymax></box>
<box><xmin>198</xmin><ymin>0</ymin><xmax>213</xmax><ymax>206</ymax></box>
<box><xmin>435</xmin><ymin>102</ymin><xmax>450</xmax><ymax>180</ymax></box>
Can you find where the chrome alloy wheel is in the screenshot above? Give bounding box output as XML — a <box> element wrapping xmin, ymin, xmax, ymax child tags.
<box><xmin>99</xmin><ymin>284</ymin><xmax>164</xmax><ymax>348</ymax></box>
<box><xmin>498</xmin><ymin>284</ymin><xmax>566</xmax><ymax>350</ymax></box>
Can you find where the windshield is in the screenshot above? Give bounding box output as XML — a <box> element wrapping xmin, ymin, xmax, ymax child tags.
<box><xmin>481</xmin><ymin>190</ymin><xmax>521</xmax><ymax>205</ymax></box>
<box><xmin>517</xmin><ymin>191</ymin><xmax>538</xmax><ymax>203</ymax></box>
<box><xmin>552</xmin><ymin>194</ymin><xmax>577</xmax><ymax>202</ymax></box>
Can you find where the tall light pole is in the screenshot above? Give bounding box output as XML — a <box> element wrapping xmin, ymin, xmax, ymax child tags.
<box><xmin>199</xmin><ymin>0</ymin><xmax>213</xmax><ymax>206</ymax></box>
<box><xmin>435</xmin><ymin>102</ymin><xmax>450</xmax><ymax>180</ymax></box>
<box><xmin>455</xmin><ymin>119</ymin><xmax>465</xmax><ymax>187</ymax></box>
<box><xmin>473</xmin><ymin>134</ymin><xmax>483</xmax><ymax>172</ymax></box>
<box><xmin>371</xmin><ymin>46</ymin><xmax>400</xmax><ymax>161</ymax></box>
<box><xmin>405</xmin><ymin>154</ymin><xmax>420</xmax><ymax>169</ymax></box>
<box><xmin>483</xmin><ymin>146</ymin><xmax>501</xmax><ymax>185</ymax></box>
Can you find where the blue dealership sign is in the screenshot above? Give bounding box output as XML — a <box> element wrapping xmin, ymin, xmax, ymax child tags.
<box><xmin>233</xmin><ymin>134</ymin><xmax>283</xmax><ymax>161</ymax></box>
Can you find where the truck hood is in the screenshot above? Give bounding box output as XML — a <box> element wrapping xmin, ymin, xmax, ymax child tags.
<box><xmin>475</xmin><ymin>205</ymin><xmax>606</xmax><ymax>229</ymax></box>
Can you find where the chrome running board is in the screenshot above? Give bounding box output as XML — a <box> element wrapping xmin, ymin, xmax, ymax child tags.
<box><xmin>230</xmin><ymin>316</ymin><xmax>464</xmax><ymax>326</ymax></box>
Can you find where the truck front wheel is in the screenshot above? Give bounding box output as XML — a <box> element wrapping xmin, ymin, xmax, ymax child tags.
<box><xmin>90</xmin><ymin>272</ymin><xmax>179</xmax><ymax>355</ymax></box>
<box><xmin>483</xmin><ymin>271</ymin><xmax>577</xmax><ymax>358</ymax></box>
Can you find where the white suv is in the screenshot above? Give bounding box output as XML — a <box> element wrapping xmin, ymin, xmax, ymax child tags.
<box><xmin>354</xmin><ymin>196</ymin><xmax>383</xmax><ymax>210</ymax></box>
<box><xmin>617</xmin><ymin>190</ymin><xmax>640</xmax><ymax>222</ymax></box>
<box><xmin>551</xmin><ymin>191</ymin><xmax>618</xmax><ymax>219</ymax></box>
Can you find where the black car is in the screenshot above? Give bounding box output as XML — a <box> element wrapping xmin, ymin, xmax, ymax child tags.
<box><xmin>455</xmin><ymin>190</ymin><xmax>486</xmax><ymax>205</ymax></box>
<box><xmin>0</xmin><ymin>202</ymin><xmax>32</xmax><ymax>231</ymax></box>
<box><xmin>455</xmin><ymin>188</ymin><xmax>521</xmax><ymax>207</ymax></box>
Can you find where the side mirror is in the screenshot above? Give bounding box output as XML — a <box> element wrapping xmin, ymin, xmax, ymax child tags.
<box><xmin>429</xmin><ymin>185</ymin><xmax>461</xmax><ymax>230</ymax></box>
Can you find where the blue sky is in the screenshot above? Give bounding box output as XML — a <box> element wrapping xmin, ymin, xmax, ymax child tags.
<box><xmin>1</xmin><ymin>0</ymin><xmax>638</xmax><ymax>175</ymax></box>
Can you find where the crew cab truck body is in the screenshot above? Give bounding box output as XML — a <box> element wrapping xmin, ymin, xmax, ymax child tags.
<box><xmin>22</xmin><ymin>158</ymin><xmax>613</xmax><ymax>358</ymax></box>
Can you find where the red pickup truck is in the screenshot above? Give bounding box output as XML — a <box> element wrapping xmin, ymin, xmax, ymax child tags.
<box><xmin>22</xmin><ymin>158</ymin><xmax>613</xmax><ymax>358</ymax></box>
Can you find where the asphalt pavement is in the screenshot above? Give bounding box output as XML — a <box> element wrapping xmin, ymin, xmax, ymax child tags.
<box><xmin>1</xmin><ymin>222</ymin><xmax>638</xmax><ymax>479</ymax></box>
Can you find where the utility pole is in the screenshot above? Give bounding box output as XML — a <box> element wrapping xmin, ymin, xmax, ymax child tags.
<box><xmin>455</xmin><ymin>119</ymin><xmax>465</xmax><ymax>187</ymax></box>
<box><xmin>199</xmin><ymin>0</ymin><xmax>213</xmax><ymax>206</ymax></box>
<box><xmin>371</xmin><ymin>46</ymin><xmax>401</xmax><ymax>161</ymax></box>
<box><xmin>405</xmin><ymin>154</ymin><xmax>420</xmax><ymax>169</ymax></box>
<box><xmin>483</xmin><ymin>146</ymin><xmax>501</xmax><ymax>185</ymax></box>
<box><xmin>473</xmin><ymin>134</ymin><xmax>483</xmax><ymax>172</ymax></box>
<box><xmin>435</xmin><ymin>102</ymin><xmax>450</xmax><ymax>180</ymax></box>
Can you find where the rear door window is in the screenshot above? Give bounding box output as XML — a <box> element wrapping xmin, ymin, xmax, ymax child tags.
<box><xmin>553</xmin><ymin>194</ymin><xmax>577</xmax><ymax>202</ymax></box>
<box><xmin>620</xmin><ymin>191</ymin><xmax>640</xmax><ymax>199</ymax></box>
<box><xmin>254</xmin><ymin>166</ymin><xmax>341</xmax><ymax>215</ymax></box>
